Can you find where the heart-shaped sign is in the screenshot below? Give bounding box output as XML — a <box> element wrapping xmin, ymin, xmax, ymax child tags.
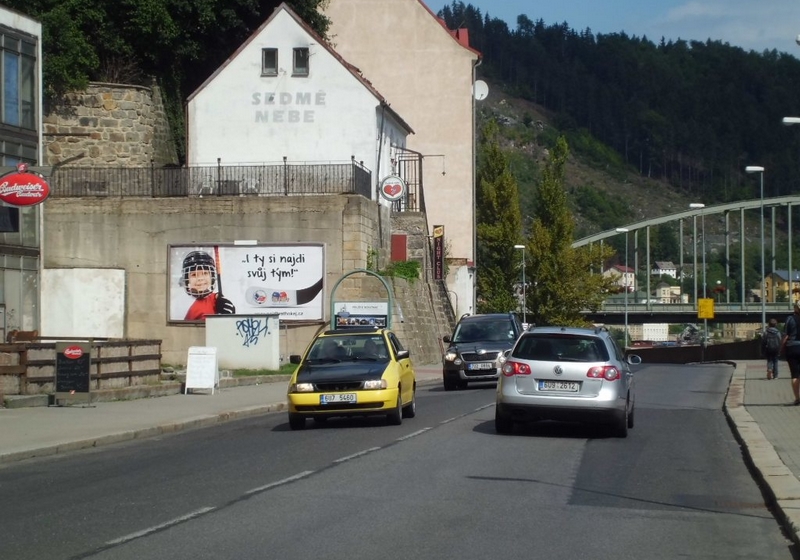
<box><xmin>379</xmin><ymin>175</ymin><xmax>406</xmax><ymax>201</ymax></box>
<box><xmin>383</xmin><ymin>183</ymin><xmax>402</xmax><ymax>197</ymax></box>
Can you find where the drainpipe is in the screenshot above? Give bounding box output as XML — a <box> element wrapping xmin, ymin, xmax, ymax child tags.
<box><xmin>471</xmin><ymin>56</ymin><xmax>482</xmax><ymax>314</ymax></box>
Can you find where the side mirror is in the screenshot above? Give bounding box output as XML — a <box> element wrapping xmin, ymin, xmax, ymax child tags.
<box><xmin>396</xmin><ymin>349</ymin><xmax>410</xmax><ymax>360</ymax></box>
<box><xmin>289</xmin><ymin>355</ymin><xmax>302</xmax><ymax>364</ymax></box>
<box><xmin>498</xmin><ymin>349</ymin><xmax>512</xmax><ymax>364</ymax></box>
<box><xmin>627</xmin><ymin>354</ymin><xmax>642</xmax><ymax>365</ymax></box>
<box><xmin>443</xmin><ymin>334</ymin><xmax>452</xmax><ymax>343</ymax></box>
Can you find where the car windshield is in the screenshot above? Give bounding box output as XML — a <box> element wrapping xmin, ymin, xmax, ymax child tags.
<box><xmin>453</xmin><ymin>321</ymin><xmax>515</xmax><ymax>343</ymax></box>
<box><xmin>513</xmin><ymin>335</ymin><xmax>609</xmax><ymax>362</ymax></box>
<box><xmin>308</xmin><ymin>335</ymin><xmax>389</xmax><ymax>363</ymax></box>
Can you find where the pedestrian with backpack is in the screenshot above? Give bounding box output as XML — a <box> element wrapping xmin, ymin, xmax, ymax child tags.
<box><xmin>762</xmin><ymin>318</ymin><xmax>782</xmax><ymax>380</ymax></box>
<box><xmin>784</xmin><ymin>301</ymin><xmax>800</xmax><ymax>405</ymax></box>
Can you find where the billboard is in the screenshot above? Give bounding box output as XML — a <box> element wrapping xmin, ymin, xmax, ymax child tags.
<box><xmin>168</xmin><ymin>243</ymin><xmax>325</xmax><ymax>323</ymax></box>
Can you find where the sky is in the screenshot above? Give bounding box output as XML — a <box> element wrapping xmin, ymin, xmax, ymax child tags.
<box><xmin>433</xmin><ymin>0</ymin><xmax>800</xmax><ymax>55</ymax></box>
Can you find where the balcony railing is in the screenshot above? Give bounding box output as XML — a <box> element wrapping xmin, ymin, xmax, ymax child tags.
<box><xmin>48</xmin><ymin>158</ymin><xmax>372</xmax><ymax>200</ymax></box>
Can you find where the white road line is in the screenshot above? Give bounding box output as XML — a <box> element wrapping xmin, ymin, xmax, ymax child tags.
<box><xmin>106</xmin><ymin>507</ymin><xmax>216</xmax><ymax>546</ymax></box>
<box><xmin>244</xmin><ymin>470</ymin><xmax>315</xmax><ymax>495</ymax></box>
<box><xmin>397</xmin><ymin>428</ymin><xmax>432</xmax><ymax>441</ymax></box>
<box><xmin>334</xmin><ymin>447</ymin><xmax>382</xmax><ymax>463</ymax></box>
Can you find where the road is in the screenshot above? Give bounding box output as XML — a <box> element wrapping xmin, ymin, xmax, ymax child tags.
<box><xmin>1</xmin><ymin>363</ymin><xmax>796</xmax><ymax>559</ymax></box>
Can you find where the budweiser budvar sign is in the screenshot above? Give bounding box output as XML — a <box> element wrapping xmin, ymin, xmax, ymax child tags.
<box><xmin>0</xmin><ymin>163</ymin><xmax>50</xmax><ymax>207</ymax></box>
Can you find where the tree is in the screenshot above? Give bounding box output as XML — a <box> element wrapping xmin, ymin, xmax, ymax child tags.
<box><xmin>526</xmin><ymin>136</ymin><xmax>615</xmax><ymax>325</ymax></box>
<box><xmin>475</xmin><ymin>120</ymin><xmax>523</xmax><ymax>314</ymax></box>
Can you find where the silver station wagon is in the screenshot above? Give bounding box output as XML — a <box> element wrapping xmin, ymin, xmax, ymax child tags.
<box><xmin>495</xmin><ymin>326</ymin><xmax>642</xmax><ymax>437</ymax></box>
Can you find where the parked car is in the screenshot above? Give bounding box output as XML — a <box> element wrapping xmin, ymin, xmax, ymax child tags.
<box><xmin>286</xmin><ymin>327</ymin><xmax>416</xmax><ymax>429</ymax></box>
<box><xmin>442</xmin><ymin>313</ymin><xmax>524</xmax><ymax>391</ymax></box>
<box><xmin>495</xmin><ymin>325</ymin><xmax>642</xmax><ymax>437</ymax></box>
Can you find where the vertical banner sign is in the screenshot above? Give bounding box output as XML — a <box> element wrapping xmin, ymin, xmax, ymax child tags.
<box><xmin>55</xmin><ymin>342</ymin><xmax>92</xmax><ymax>405</ymax></box>
<box><xmin>433</xmin><ymin>225</ymin><xmax>445</xmax><ymax>281</ymax></box>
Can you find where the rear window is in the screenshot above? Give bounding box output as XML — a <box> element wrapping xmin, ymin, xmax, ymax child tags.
<box><xmin>453</xmin><ymin>320</ymin><xmax>516</xmax><ymax>343</ymax></box>
<box><xmin>512</xmin><ymin>335</ymin><xmax>609</xmax><ymax>362</ymax></box>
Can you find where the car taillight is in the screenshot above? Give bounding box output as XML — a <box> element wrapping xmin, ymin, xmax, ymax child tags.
<box><xmin>502</xmin><ymin>361</ymin><xmax>531</xmax><ymax>376</ymax></box>
<box><xmin>586</xmin><ymin>365</ymin><xmax>620</xmax><ymax>381</ymax></box>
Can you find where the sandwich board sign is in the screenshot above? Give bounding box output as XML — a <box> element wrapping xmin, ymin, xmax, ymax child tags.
<box><xmin>185</xmin><ymin>346</ymin><xmax>219</xmax><ymax>394</ymax></box>
<box><xmin>55</xmin><ymin>341</ymin><xmax>92</xmax><ymax>406</ymax></box>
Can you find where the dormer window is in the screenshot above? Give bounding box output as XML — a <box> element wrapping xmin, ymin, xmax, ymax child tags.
<box><xmin>293</xmin><ymin>48</ymin><xmax>309</xmax><ymax>76</ymax></box>
<box><xmin>261</xmin><ymin>48</ymin><xmax>278</xmax><ymax>76</ymax></box>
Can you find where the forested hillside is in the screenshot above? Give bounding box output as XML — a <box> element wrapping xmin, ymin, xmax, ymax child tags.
<box><xmin>440</xmin><ymin>2</ymin><xmax>800</xmax><ymax>207</ymax></box>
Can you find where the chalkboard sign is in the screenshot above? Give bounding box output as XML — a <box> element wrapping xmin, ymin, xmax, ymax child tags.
<box><xmin>55</xmin><ymin>342</ymin><xmax>91</xmax><ymax>404</ymax></box>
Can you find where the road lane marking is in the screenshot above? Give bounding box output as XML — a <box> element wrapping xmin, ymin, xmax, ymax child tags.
<box><xmin>105</xmin><ymin>507</ymin><xmax>216</xmax><ymax>546</ymax></box>
<box><xmin>397</xmin><ymin>428</ymin><xmax>432</xmax><ymax>441</ymax></box>
<box><xmin>244</xmin><ymin>470</ymin><xmax>315</xmax><ymax>495</ymax></box>
<box><xmin>334</xmin><ymin>447</ymin><xmax>381</xmax><ymax>463</ymax></box>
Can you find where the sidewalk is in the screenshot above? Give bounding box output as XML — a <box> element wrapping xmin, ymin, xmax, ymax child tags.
<box><xmin>0</xmin><ymin>365</ymin><xmax>442</xmax><ymax>465</ymax></box>
<box><xmin>3</xmin><ymin>360</ymin><xmax>800</xmax><ymax>545</ymax></box>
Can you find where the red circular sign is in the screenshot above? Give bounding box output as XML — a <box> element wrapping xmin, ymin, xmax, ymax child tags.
<box><xmin>379</xmin><ymin>175</ymin><xmax>406</xmax><ymax>202</ymax></box>
<box><xmin>0</xmin><ymin>170</ymin><xmax>51</xmax><ymax>207</ymax></box>
<box><xmin>63</xmin><ymin>346</ymin><xmax>84</xmax><ymax>359</ymax></box>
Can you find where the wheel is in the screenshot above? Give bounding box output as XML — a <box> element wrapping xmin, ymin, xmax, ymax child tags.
<box><xmin>495</xmin><ymin>405</ymin><xmax>514</xmax><ymax>434</ymax></box>
<box><xmin>627</xmin><ymin>402</ymin><xmax>635</xmax><ymax>429</ymax></box>
<box><xmin>386</xmin><ymin>391</ymin><xmax>403</xmax><ymax>425</ymax></box>
<box><xmin>402</xmin><ymin>387</ymin><xmax>417</xmax><ymax>418</ymax></box>
<box><xmin>457</xmin><ymin>380</ymin><xmax>468</xmax><ymax>390</ymax></box>
<box><xmin>288</xmin><ymin>413</ymin><xmax>306</xmax><ymax>430</ymax></box>
<box><xmin>443</xmin><ymin>373</ymin><xmax>457</xmax><ymax>391</ymax></box>
<box><xmin>613</xmin><ymin>404</ymin><xmax>629</xmax><ymax>438</ymax></box>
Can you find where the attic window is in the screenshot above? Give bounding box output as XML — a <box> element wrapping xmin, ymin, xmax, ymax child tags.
<box><xmin>262</xmin><ymin>48</ymin><xmax>278</xmax><ymax>76</ymax></box>
<box><xmin>293</xmin><ymin>48</ymin><xmax>309</xmax><ymax>76</ymax></box>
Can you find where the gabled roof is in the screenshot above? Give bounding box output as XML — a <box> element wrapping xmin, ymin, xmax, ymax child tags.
<box><xmin>417</xmin><ymin>0</ymin><xmax>482</xmax><ymax>58</ymax></box>
<box><xmin>186</xmin><ymin>2</ymin><xmax>413</xmax><ymax>134</ymax></box>
<box><xmin>771</xmin><ymin>270</ymin><xmax>800</xmax><ymax>281</ymax></box>
<box><xmin>653</xmin><ymin>261</ymin><xmax>676</xmax><ymax>269</ymax></box>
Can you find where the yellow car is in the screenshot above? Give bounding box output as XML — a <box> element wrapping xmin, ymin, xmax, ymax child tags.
<box><xmin>287</xmin><ymin>327</ymin><xmax>417</xmax><ymax>429</ymax></box>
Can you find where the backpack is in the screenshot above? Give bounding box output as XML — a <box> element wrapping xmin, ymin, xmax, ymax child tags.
<box><xmin>763</xmin><ymin>328</ymin><xmax>782</xmax><ymax>354</ymax></box>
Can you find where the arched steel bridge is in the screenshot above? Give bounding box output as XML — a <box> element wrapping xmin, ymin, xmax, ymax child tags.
<box><xmin>572</xmin><ymin>195</ymin><xmax>800</xmax><ymax>324</ymax></box>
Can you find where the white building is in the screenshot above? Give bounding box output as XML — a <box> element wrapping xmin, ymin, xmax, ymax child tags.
<box><xmin>186</xmin><ymin>4</ymin><xmax>412</xmax><ymax>201</ymax></box>
<box><xmin>652</xmin><ymin>261</ymin><xmax>678</xmax><ymax>279</ymax></box>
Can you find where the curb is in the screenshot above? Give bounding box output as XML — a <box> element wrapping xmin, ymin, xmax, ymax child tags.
<box><xmin>724</xmin><ymin>362</ymin><xmax>800</xmax><ymax>548</ymax></box>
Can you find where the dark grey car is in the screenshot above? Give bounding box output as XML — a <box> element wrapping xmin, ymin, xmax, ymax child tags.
<box><xmin>442</xmin><ymin>313</ymin><xmax>524</xmax><ymax>390</ymax></box>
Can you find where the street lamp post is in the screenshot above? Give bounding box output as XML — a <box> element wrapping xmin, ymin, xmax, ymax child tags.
<box><xmin>690</xmin><ymin>203</ymin><xmax>706</xmax><ymax>350</ymax></box>
<box><xmin>616</xmin><ymin>228</ymin><xmax>629</xmax><ymax>348</ymax></box>
<box><xmin>746</xmin><ymin>166</ymin><xmax>766</xmax><ymax>331</ymax></box>
<box><xmin>514</xmin><ymin>244</ymin><xmax>526</xmax><ymax>325</ymax></box>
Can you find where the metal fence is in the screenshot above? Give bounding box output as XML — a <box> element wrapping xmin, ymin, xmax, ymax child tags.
<box><xmin>49</xmin><ymin>158</ymin><xmax>373</xmax><ymax>200</ymax></box>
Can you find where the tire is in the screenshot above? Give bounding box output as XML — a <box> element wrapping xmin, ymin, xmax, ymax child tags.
<box><xmin>457</xmin><ymin>380</ymin><xmax>468</xmax><ymax>390</ymax></box>
<box><xmin>443</xmin><ymin>373</ymin><xmax>457</xmax><ymax>391</ymax></box>
<box><xmin>627</xmin><ymin>401</ymin><xmax>635</xmax><ymax>429</ymax></box>
<box><xmin>288</xmin><ymin>413</ymin><xmax>306</xmax><ymax>430</ymax></box>
<box><xmin>495</xmin><ymin>405</ymin><xmax>514</xmax><ymax>435</ymax></box>
<box><xmin>402</xmin><ymin>387</ymin><xmax>417</xmax><ymax>418</ymax></box>
<box><xmin>613</xmin><ymin>405</ymin><xmax>629</xmax><ymax>438</ymax></box>
<box><xmin>387</xmin><ymin>391</ymin><xmax>403</xmax><ymax>425</ymax></box>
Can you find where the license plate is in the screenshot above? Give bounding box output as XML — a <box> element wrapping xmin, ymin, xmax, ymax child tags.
<box><xmin>320</xmin><ymin>393</ymin><xmax>357</xmax><ymax>404</ymax></box>
<box><xmin>539</xmin><ymin>380</ymin><xmax>579</xmax><ymax>392</ymax></box>
<box><xmin>467</xmin><ymin>362</ymin><xmax>495</xmax><ymax>371</ymax></box>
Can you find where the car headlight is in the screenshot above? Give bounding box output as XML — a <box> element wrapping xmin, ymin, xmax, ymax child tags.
<box><xmin>363</xmin><ymin>379</ymin><xmax>388</xmax><ymax>390</ymax></box>
<box><xmin>444</xmin><ymin>351</ymin><xmax>458</xmax><ymax>361</ymax></box>
<box><xmin>290</xmin><ymin>382</ymin><xmax>315</xmax><ymax>393</ymax></box>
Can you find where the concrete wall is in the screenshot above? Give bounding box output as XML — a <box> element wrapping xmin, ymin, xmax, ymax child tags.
<box><xmin>40</xmin><ymin>194</ymin><xmax>454</xmax><ymax>366</ymax></box>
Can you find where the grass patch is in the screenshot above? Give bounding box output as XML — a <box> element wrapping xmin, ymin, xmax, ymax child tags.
<box><xmin>232</xmin><ymin>363</ymin><xmax>296</xmax><ymax>377</ymax></box>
